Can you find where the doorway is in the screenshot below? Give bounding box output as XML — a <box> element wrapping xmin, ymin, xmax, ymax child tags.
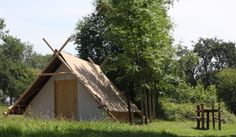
<box><xmin>55</xmin><ymin>80</ymin><xmax>77</xmax><ymax>119</ymax></box>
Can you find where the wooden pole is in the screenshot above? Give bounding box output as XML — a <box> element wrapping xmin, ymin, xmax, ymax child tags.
<box><xmin>206</xmin><ymin>111</ymin><xmax>210</xmax><ymax>129</ymax></box>
<box><xmin>42</xmin><ymin>38</ymin><xmax>55</xmax><ymax>53</ymax></box>
<box><xmin>126</xmin><ymin>88</ymin><xmax>133</xmax><ymax>124</ymax></box>
<box><xmin>147</xmin><ymin>90</ymin><xmax>152</xmax><ymax>122</ymax></box>
<box><xmin>201</xmin><ymin>104</ymin><xmax>205</xmax><ymax>129</ymax></box>
<box><xmin>39</xmin><ymin>72</ymin><xmax>74</xmax><ymax>76</ymax></box>
<box><xmin>218</xmin><ymin>107</ymin><xmax>221</xmax><ymax>130</ymax></box>
<box><xmin>197</xmin><ymin>105</ymin><xmax>200</xmax><ymax>129</ymax></box>
<box><xmin>141</xmin><ymin>91</ymin><xmax>144</xmax><ymax>125</ymax></box>
<box><xmin>144</xmin><ymin>90</ymin><xmax>149</xmax><ymax>124</ymax></box>
<box><xmin>151</xmin><ymin>91</ymin><xmax>155</xmax><ymax>120</ymax></box>
<box><xmin>58</xmin><ymin>37</ymin><xmax>71</xmax><ymax>53</ymax></box>
<box><xmin>212</xmin><ymin>105</ymin><xmax>215</xmax><ymax>130</ymax></box>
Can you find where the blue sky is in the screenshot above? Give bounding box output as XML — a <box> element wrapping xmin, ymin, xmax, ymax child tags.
<box><xmin>1</xmin><ymin>0</ymin><xmax>236</xmax><ymax>55</ymax></box>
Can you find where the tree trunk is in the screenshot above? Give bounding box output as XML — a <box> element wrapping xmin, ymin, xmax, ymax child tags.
<box><xmin>147</xmin><ymin>90</ymin><xmax>152</xmax><ymax>122</ymax></box>
<box><xmin>141</xmin><ymin>91</ymin><xmax>144</xmax><ymax>124</ymax></box>
<box><xmin>151</xmin><ymin>91</ymin><xmax>155</xmax><ymax>120</ymax></box>
<box><xmin>144</xmin><ymin>90</ymin><xmax>149</xmax><ymax>124</ymax></box>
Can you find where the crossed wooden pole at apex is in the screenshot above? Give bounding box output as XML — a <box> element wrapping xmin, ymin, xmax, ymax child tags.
<box><xmin>42</xmin><ymin>35</ymin><xmax>74</xmax><ymax>54</ymax></box>
<box><xmin>39</xmin><ymin>35</ymin><xmax>75</xmax><ymax>76</ymax></box>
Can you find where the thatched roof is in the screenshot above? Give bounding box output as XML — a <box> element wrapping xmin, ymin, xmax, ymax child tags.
<box><xmin>7</xmin><ymin>52</ymin><xmax>140</xmax><ymax>115</ymax></box>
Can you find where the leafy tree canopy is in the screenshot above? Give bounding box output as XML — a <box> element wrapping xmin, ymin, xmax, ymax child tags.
<box><xmin>216</xmin><ymin>68</ymin><xmax>236</xmax><ymax>114</ymax></box>
<box><xmin>0</xmin><ymin>18</ymin><xmax>49</xmax><ymax>104</ymax></box>
<box><xmin>193</xmin><ymin>38</ymin><xmax>236</xmax><ymax>88</ymax></box>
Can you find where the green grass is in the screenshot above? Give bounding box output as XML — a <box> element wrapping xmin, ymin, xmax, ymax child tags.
<box><xmin>0</xmin><ymin>105</ymin><xmax>236</xmax><ymax>137</ymax></box>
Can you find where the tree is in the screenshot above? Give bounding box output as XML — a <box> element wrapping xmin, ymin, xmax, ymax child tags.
<box><xmin>25</xmin><ymin>51</ymin><xmax>51</xmax><ymax>70</ymax></box>
<box><xmin>193</xmin><ymin>38</ymin><xmax>236</xmax><ymax>88</ymax></box>
<box><xmin>105</xmin><ymin>0</ymin><xmax>174</xmax><ymax>122</ymax></box>
<box><xmin>75</xmin><ymin>10</ymin><xmax>121</xmax><ymax>64</ymax></box>
<box><xmin>75</xmin><ymin>0</ymin><xmax>174</xmax><ymax>123</ymax></box>
<box><xmin>216</xmin><ymin>68</ymin><xmax>236</xmax><ymax>114</ymax></box>
<box><xmin>176</xmin><ymin>46</ymin><xmax>199</xmax><ymax>86</ymax></box>
<box><xmin>0</xmin><ymin>18</ymin><xmax>49</xmax><ymax>104</ymax></box>
<box><xmin>0</xmin><ymin>34</ymin><xmax>35</xmax><ymax>104</ymax></box>
<box><xmin>0</xmin><ymin>18</ymin><xmax>8</xmax><ymax>37</ymax></box>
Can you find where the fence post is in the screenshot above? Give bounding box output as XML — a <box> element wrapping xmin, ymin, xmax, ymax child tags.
<box><xmin>218</xmin><ymin>107</ymin><xmax>221</xmax><ymax>130</ymax></box>
<box><xmin>197</xmin><ymin>105</ymin><xmax>200</xmax><ymax>129</ymax></box>
<box><xmin>201</xmin><ymin>104</ymin><xmax>205</xmax><ymax>129</ymax></box>
<box><xmin>206</xmin><ymin>111</ymin><xmax>210</xmax><ymax>129</ymax></box>
<box><xmin>212</xmin><ymin>105</ymin><xmax>215</xmax><ymax>130</ymax></box>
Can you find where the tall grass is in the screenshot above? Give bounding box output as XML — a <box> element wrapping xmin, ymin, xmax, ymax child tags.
<box><xmin>159</xmin><ymin>98</ymin><xmax>236</xmax><ymax>123</ymax></box>
<box><xmin>0</xmin><ymin>105</ymin><xmax>236</xmax><ymax>137</ymax></box>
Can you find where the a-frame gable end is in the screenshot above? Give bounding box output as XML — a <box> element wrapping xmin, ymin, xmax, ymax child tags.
<box><xmin>7</xmin><ymin>54</ymin><xmax>62</xmax><ymax>114</ymax></box>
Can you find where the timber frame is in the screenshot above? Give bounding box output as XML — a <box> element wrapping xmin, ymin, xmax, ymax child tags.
<box><xmin>5</xmin><ymin>36</ymin><xmax>122</xmax><ymax>120</ymax></box>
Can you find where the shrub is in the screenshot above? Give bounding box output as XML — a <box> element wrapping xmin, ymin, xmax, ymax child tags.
<box><xmin>190</xmin><ymin>84</ymin><xmax>217</xmax><ymax>104</ymax></box>
<box><xmin>158</xmin><ymin>75</ymin><xmax>217</xmax><ymax>104</ymax></box>
<box><xmin>216</xmin><ymin>68</ymin><xmax>236</xmax><ymax>115</ymax></box>
<box><xmin>158</xmin><ymin>98</ymin><xmax>236</xmax><ymax>123</ymax></box>
<box><xmin>159</xmin><ymin>98</ymin><xmax>196</xmax><ymax>121</ymax></box>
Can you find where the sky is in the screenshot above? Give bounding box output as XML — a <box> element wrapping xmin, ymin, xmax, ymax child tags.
<box><xmin>169</xmin><ymin>0</ymin><xmax>236</xmax><ymax>48</ymax></box>
<box><xmin>0</xmin><ymin>0</ymin><xmax>236</xmax><ymax>55</ymax></box>
<box><xmin>0</xmin><ymin>0</ymin><xmax>94</xmax><ymax>55</ymax></box>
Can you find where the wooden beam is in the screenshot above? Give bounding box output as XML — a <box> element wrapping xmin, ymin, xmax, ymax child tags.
<box><xmin>43</xmin><ymin>38</ymin><xmax>55</xmax><ymax>53</ymax></box>
<box><xmin>87</xmin><ymin>57</ymin><xmax>95</xmax><ymax>64</ymax></box>
<box><xmin>58</xmin><ymin>37</ymin><xmax>71</xmax><ymax>53</ymax></box>
<box><xmin>39</xmin><ymin>72</ymin><xmax>74</xmax><ymax>76</ymax></box>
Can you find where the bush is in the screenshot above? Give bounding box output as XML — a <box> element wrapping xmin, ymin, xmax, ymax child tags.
<box><xmin>217</xmin><ymin>102</ymin><xmax>236</xmax><ymax>124</ymax></box>
<box><xmin>190</xmin><ymin>84</ymin><xmax>217</xmax><ymax>104</ymax></box>
<box><xmin>159</xmin><ymin>98</ymin><xmax>236</xmax><ymax>123</ymax></box>
<box><xmin>216</xmin><ymin>68</ymin><xmax>236</xmax><ymax>115</ymax></box>
<box><xmin>159</xmin><ymin>98</ymin><xmax>196</xmax><ymax>121</ymax></box>
<box><xmin>158</xmin><ymin>76</ymin><xmax>217</xmax><ymax>104</ymax></box>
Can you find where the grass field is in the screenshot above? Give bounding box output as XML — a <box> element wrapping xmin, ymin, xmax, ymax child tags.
<box><xmin>0</xmin><ymin>105</ymin><xmax>236</xmax><ymax>137</ymax></box>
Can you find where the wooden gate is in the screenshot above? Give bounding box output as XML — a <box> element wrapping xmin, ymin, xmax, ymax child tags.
<box><xmin>55</xmin><ymin>80</ymin><xmax>77</xmax><ymax>119</ymax></box>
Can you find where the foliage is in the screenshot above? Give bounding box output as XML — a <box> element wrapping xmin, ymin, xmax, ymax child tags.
<box><xmin>158</xmin><ymin>98</ymin><xmax>196</xmax><ymax>120</ymax></box>
<box><xmin>75</xmin><ymin>0</ymin><xmax>174</xmax><ymax>121</ymax></box>
<box><xmin>0</xmin><ymin>18</ymin><xmax>8</xmax><ymax>37</ymax></box>
<box><xmin>75</xmin><ymin>11</ymin><xmax>121</xmax><ymax>64</ymax></box>
<box><xmin>190</xmin><ymin>84</ymin><xmax>217</xmax><ymax>104</ymax></box>
<box><xmin>158</xmin><ymin>74</ymin><xmax>217</xmax><ymax>104</ymax></box>
<box><xmin>23</xmin><ymin>42</ymin><xmax>51</xmax><ymax>70</ymax></box>
<box><xmin>0</xmin><ymin>19</ymin><xmax>47</xmax><ymax>104</ymax></box>
<box><xmin>193</xmin><ymin>38</ymin><xmax>236</xmax><ymax>88</ymax></box>
<box><xmin>158</xmin><ymin>98</ymin><xmax>236</xmax><ymax>123</ymax></box>
<box><xmin>157</xmin><ymin>75</ymin><xmax>192</xmax><ymax>103</ymax></box>
<box><xmin>1</xmin><ymin>35</ymin><xmax>25</xmax><ymax>61</ymax></box>
<box><xmin>25</xmin><ymin>52</ymin><xmax>51</xmax><ymax>70</ymax></box>
<box><xmin>0</xmin><ymin>34</ymin><xmax>36</xmax><ymax>104</ymax></box>
<box><xmin>0</xmin><ymin>18</ymin><xmax>5</xmax><ymax>30</ymax></box>
<box><xmin>74</xmin><ymin>0</ymin><xmax>236</xmax><ymax>122</ymax></box>
<box><xmin>216</xmin><ymin>68</ymin><xmax>236</xmax><ymax>114</ymax></box>
<box><xmin>175</xmin><ymin>45</ymin><xmax>199</xmax><ymax>86</ymax></box>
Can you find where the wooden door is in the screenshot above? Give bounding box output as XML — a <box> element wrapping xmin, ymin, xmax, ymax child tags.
<box><xmin>55</xmin><ymin>80</ymin><xmax>77</xmax><ymax>119</ymax></box>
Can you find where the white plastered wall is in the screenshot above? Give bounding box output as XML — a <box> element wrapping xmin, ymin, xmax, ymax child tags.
<box><xmin>77</xmin><ymin>81</ymin><xmax>107</xmax><ymax>120</ymax></box>
<box><xmin>28</xmin><ymin>64</ymin><xmax>76</xmax><ymax>119</ymax></box>
<box><xmin>28</xmin><ymin>63</ymin><xmax>107</xmax><ymax>120</ymax></box>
